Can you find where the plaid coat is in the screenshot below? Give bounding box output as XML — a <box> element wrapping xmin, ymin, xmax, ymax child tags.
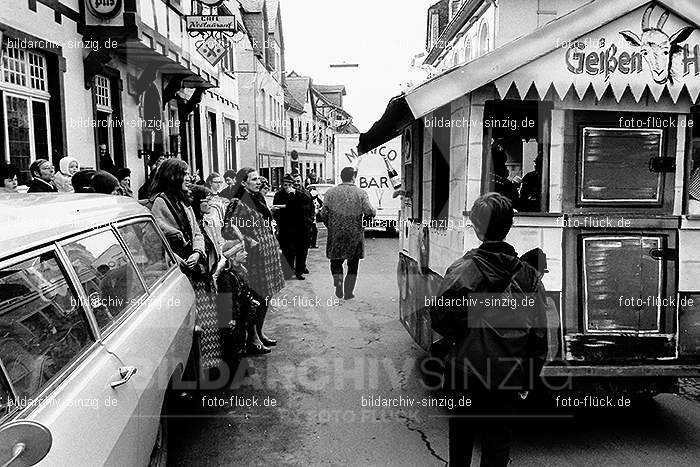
<box><xmin>222</xmin><ymin>198</ymin><xmax>285</xmax><ymax>299</ymax></box>
<box><xmin>320</xmin><ymin>183</ymin><xmax>376</xmax><ymax>260</ymax></box>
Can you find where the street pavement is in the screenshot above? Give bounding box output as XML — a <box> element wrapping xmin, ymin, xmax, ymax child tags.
<box><xmin>169</xmin><ymin>228</ymin><xmax>700</xmax><ymax>466</ymax></box>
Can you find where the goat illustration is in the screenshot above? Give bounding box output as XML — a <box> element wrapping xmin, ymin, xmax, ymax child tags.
<box><xmin>619</xmin><ymin>4</ymin><xmax>695</xmax><ymax>84</ymax></box>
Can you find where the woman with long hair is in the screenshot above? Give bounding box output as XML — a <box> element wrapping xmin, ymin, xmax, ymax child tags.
<box><xmin>222</xmin><ymin>167</ymin><xmax>285</xmax><ymax>354</ymax></box>
<box><xmin>150</xmin><ymin>159</ymin><xmax>205</xmax><ymax>272</ymax></box>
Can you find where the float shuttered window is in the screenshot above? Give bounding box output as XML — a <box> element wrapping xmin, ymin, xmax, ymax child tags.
<box><xmin>579</xmin><ymin>127</ymin><xmax>664</xmax><ymax>205</ymax></box>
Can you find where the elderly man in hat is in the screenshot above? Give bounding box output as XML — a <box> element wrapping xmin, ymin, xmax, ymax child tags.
<box><xmin>273</xmin><ymin>173</ymin><xmax>310</xmax><ymax>280</ymax></box>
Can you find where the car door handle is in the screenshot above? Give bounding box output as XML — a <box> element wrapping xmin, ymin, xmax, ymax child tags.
<box><xmin>110</xmin><ymin>366</ymin><xmax>137</xmax><ymax>389</ymax></box>
<box><xmin>1</xmin><ymin>442</ymin><xmax>26</xmax><ymax>467</ymax></box>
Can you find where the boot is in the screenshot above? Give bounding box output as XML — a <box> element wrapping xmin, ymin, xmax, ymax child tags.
<box><xmin>333</xmin><ymin>275</ymin><xmax>344</xmax><ymax>299</ymax></box>
<box><xmin>343</xmin><ymin>275</ymin><xmax>357</xmax><ymax>300</ymax></box>
<box><xmin>255</xmin><ymin>302</ymin><xmax>275</xmax><ymax>346</ymax></box>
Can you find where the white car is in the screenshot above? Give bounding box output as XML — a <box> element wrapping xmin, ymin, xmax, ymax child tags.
<box><xmin>0</xmin><ymin>194</ymin><xmax>196</xmax><ymax>466</ymax></box>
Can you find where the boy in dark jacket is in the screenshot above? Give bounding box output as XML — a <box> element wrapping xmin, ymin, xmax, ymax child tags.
<box><xmin>430</xmin><ymin>192</ymin><xmax>548</xmax><ymax>466</ymax></box>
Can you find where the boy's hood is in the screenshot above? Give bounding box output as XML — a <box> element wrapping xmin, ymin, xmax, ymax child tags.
<box><xmin>468</xmin><ymin>242</ymin><xmax>521</xmax><ymax>290</ymax></box>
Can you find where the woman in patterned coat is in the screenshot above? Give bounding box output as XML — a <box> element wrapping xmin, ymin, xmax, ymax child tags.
<box><xmin>222</xmin><ymin>168</ymin><xmax>285</xmax><ymax>354</ymax></box>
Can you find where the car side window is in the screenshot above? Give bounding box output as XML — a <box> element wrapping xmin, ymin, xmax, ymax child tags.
<box><xmin>0</xmin><ymin>252</ymin><xmax>93</xmax><ymax>415</ymax></box>
<box><xmin>117</xmin><ymin>221</ymin><xmax>175</xmax><ymax>289</ymax></box>
<box><xmin>64</xmin><ymin>230</ymin><xmax>147</xmax><ymax>331</ymax></box>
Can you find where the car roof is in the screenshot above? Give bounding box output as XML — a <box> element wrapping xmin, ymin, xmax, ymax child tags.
<box><xmin>0</xmin><ymin>194</ymin><xmax>151</xmax><ymax>258</ymax></box>
<box><xmin>309</xmin><ymin>184</ymin><xmax>334</xmax><ymax>189</ymax></box>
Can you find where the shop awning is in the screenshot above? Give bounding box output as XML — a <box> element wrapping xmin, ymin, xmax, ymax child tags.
<box><xmin>358</xmin><ymin>95</ymin><xmax>413</xmax><ymax>155</ymax></box>
<box><xmin>360</xmin><ymin>0</ymin><xmax>700</xmax><ymax>154</ymax></box>
<box><xmin>115</xmin><ymin>39</ymin><xmax>216</xmax><ymax>89</ymax></box>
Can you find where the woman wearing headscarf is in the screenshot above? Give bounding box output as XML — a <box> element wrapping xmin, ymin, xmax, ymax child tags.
<box><xmin>53</xmin><ymin>156</ymin><xmax>80</xmax><ymax>193</ymax></box>
<box><xmin>190</xmin><ymin>185</ymin><xmax>263</xmax><ymax>361</ymax></box>
<box><xmin>27</xmin><ymin>159</ymin><xmax>58</xmax><ymax>193</ymax></box>
<box><xmin>222</xmin><ymin>167</ymin><xmax>285</xmax><ymax>354</ymax></box>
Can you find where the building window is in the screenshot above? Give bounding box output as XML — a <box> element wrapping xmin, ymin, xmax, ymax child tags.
<box><xmin>290</xmin><ymin>117</ymin><xmax>295</xmax><ymax>140</ymax></box>
<box><xmin>168</xmin><ymin>105</ymin><xmax>180</xmax><ymax>157</ymax></box>
<box><xmin>2</xmin><ymin>41</ymin><xmax>47</xmax><ymax>91</ymax></box>
<box><xmin>260</xmin><ymin>90</ymin><xmax>266</xmax><ymax>125</ymax></box>
<box><xmin>2</xmin><ymin>43</ymin><xmax>26</xmax><ymax>87</ymax></box>
<box><xmin>464</xmin><ymin>38</ymin><xmax>472</xmax><ymax>62</ymax></box>
<box><xmin>306</xmin><ymin>122</ymin><xmax>310</xmax><ymax>142</ymax></box>
<box><xmin>479</xmin><ymin>22</ymin><xmax>489</xmax><ymax>56</ymax></box>
<box><xmin>268</xmin><ymin>95</ymin><xmax>273</xmax><ymax>128</ymax></box>
<box><xmin>430</xmin><ymin>12</ymin><xmax>440</xmax><ymax>50</ymax></box>
<box><xmin>221</xmin><ymin>39</ymin><xmax>235</xmax><ymax>74</ymax></box>
<box><xmin>28</xmin><ymin>52</ymin><xmax>47</xmax><ymax>91</ymax></box>
<box><xmin>94</xmin><ymin>75</ymin><xmax>111</xmax><ymax>112</ymax></box>
<box><xmin>207</xmin><ymin>112</ymin><xmax>218</xmax><ymax>172</ymax></box>
<box><xmin>269</xmin><ymin>42</ymin><xmax>276</xmax><ymax>71</ymax></box>
<box><xmin>1</xmin><ymin>39</ymin><xmax>52</xmax><ymax>184</ymax></box>
<box><xmin>224</xmin><ymin>118</ymin><xmax>236</xmax><ymax>171</ymax></box>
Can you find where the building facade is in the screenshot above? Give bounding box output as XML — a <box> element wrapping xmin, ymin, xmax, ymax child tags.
<box><xmin>0</xmin><ymin>0</ymin><xmax>250</xmax><ymax>192</ymax></box>
<box><xmin>284</xmin><ymin>71</ymin><xmax>331</xmax><ymax>183</ymax></box>
<box><xmin>424</xmin><ymin>0</ymin><xmax>591</xmax><ymax>75</ymax></box>
<box><xmin>235</xmin><ymin>0</ymin><xmax>286</xmax><ymax>188</ymax></box>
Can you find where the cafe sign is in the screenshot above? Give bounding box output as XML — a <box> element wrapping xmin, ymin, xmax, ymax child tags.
<box><xmin>187</xmin><ymin>1</ymin><xmax>240</xmax><ymax>66</ymax></box>
<box><xmin>495</xmin><ymin>4</ymin><xmax>700</xmax><ymax>103</ymax></box>
<box><xmin>186</xmin><ymin>16</ymin><xmax>237</xmax><ymax>32</ymax></box>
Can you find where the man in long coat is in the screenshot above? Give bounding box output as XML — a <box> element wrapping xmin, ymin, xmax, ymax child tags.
<box><xmin>274</xmin><ymin>174</ymin><xmax>310</xmax><ymax>280</ymax></box>
<box><xmin>320</xmin><ymin>167</ymin><xmax>376</xmax><ymax>299</ymax></box>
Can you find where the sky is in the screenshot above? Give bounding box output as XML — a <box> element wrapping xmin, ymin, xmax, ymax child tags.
<box><xmin>281</xmin><ymin>0</ymin><xmax>435</xmax><ymax>132</ymax></box>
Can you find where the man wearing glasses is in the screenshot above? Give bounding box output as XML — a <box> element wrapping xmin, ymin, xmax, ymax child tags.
<box><xmin>206</xmin><ymin>173</ymin><xmax>225</xmax><ymax>195</ymax></box>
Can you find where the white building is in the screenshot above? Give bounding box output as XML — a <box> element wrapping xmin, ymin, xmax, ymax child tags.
<box><xmin>0</xmin><ymin>0</ymin><xmax>245</xmax><ymax>192</ymax></box>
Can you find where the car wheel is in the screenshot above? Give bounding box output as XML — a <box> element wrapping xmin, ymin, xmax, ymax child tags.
<box><xmin>148</xmin><ymin>397</ymin><xmax>169</xmax><ymax>467</ymax></box>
